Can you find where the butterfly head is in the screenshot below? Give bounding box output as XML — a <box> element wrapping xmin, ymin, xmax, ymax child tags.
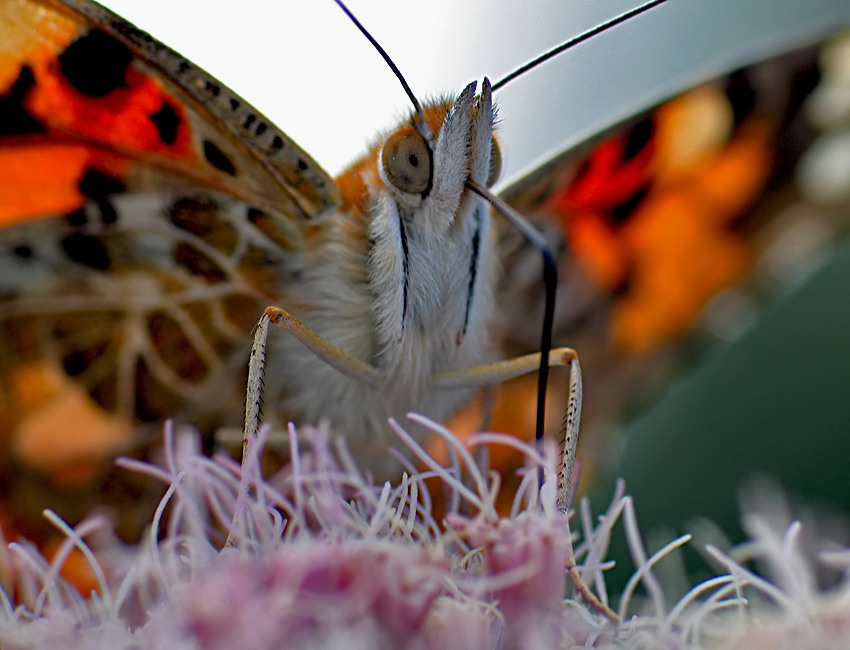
<box><xmin>330</xmin><ymin>79</ymin><xmax>503</xmax><ymax>357</ymax></box>
<box><xmin>341</xmin><ymin>79</ymin><xmax>501</xmax><ymax>235</ymax></box>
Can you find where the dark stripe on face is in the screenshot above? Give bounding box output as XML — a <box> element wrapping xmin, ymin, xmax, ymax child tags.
<box><xmin>398</xmin><ymin>215</ymin><xmax>410</xmax><ymax>331</ymax></box>
<box><xmin>462</xmin><ymin>210</ymin><xmax>482</xmax><ymax>340</ymax></box>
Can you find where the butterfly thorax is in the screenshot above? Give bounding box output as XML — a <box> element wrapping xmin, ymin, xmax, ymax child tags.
<box><xmin>267</xmin><ymin>82</ymin><xmax>501</xmax><ymax>458</ymax></box>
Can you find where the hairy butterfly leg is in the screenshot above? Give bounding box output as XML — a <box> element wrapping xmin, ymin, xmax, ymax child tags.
<box><xmin>241</xmin><ymin>307</ymin><xmax>378</xmax><ymax>459</ymax></box>
<box><xmin>247</xmin><ymin>306</ymin><xmax>583</xmax><ymax>491</ymax></box>
<box><xmin>244</xmin><ymin>307</ymin><xmax>582</xmax><ymax>478</ymax></box>
<box><xmin>429</xmin><ymin>347</ymin><xmax>615</xmax><ymax>621</ymax></box>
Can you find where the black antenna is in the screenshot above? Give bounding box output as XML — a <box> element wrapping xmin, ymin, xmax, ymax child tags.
<box><xmin>332</xmin><ymin>0</ymin><xmax>434</xmax><ymax>146</ymax></box>
<box><xmin>493</xmin><ymin>0</ymin><xmax>670</xmax><ymax>91</ymax></box>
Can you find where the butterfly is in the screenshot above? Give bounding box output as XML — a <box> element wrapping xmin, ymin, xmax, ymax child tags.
<box><xmin>1</xmin><ymin>0</ymin><xmax>848</xmax><ymax>548</ymax></box>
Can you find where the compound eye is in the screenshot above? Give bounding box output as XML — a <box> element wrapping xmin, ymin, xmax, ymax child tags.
<box><xmin>487</xmin><ymin>137</ymin><xmax>502</xmax><ymax>187</ymax></box>
<box><xmin>381</xmin><ymin>128</ymin><xmax>432</xmax><ymax>194</ymax></box>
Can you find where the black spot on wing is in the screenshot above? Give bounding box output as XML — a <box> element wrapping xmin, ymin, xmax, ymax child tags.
<box><xmin>203</xmin><ymin>140</ymin><xmax>237</xmax><ymax>175</ymax></box>
<box><xmin>168</xmin><ymin>197</ymin><xmax>238</xmax><ymax>255</ymax></box>
<box><xmin>62</xmin><ymin>341</ymin><xmax>109</xmax><ymax>378</ymax></box>
<box><xmin>99</xmin><ymin>201</ymin><xmax>119</xmax><ymax>225</ymax></box>
<box><xmin>174</xmin><ymin>243</ymin><xmax>226</xmax><ymax>282</ymax></box>
<box><xmin>725</xmin><ymin>69</ymin><xmax>758</xmax><ymax>126</ymax></box>
<box><xmin>62</xmin><ymin>350</ymin><xmax>88</xmax><ymax>377</ymax></box>
<box><xmin>60</xmin><ymin>233</ymin><xmax>111</xmax><ymax>270</ymax></box>
<box><xmin>12</xmin><ymin>245</ymin><xmax>33</xmax><ymax>260</ymax></box>
<box><xmin>77</xmin><ymin>167</ymin><xmax>124</xmax><ymax>226</ymax></box>
<box><xmin>59</xmin><ymin>30</ymin><xmax>133</xmax><ymax>97</ymax></box>
<box><xmin>609</xmin><ymin>184</ymin><xmax>650</xmax><ymax>226</ymax></box>
<box><xmin>168</xmin><ymin>197</ymin><xmax>217</xmax><ymax>236</ymax></box>
<box><xmin>0</xmin><ymin>66</ymin><xmax>45</xmax><ymax>134</ymax></box>
<box><xmin>66</xmin><ymin>208</ymin><xmax>88</xmax><ymax>227</ymax></box>
<box><xmin>78</xmin><ymin>167</ymin><xmax>126</xmax><ymax>198</ymax></box>
<box><xmin>622</xmin><ymin>116</ymin><xmax>654</xmax><ymax>162</ymax></box>
<box><xmin>148</xmin><ymin>101</ymin><xmax>181</xmax><ymax>145</ymax></box>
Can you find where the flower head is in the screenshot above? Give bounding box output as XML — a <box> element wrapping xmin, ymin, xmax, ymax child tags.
<box><xmin>0</xmin><ymin>418</ymin><xmax>848</xmax><ymax>648</ymax></box>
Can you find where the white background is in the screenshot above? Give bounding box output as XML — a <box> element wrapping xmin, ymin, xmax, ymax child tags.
<box><xmin>98</xmin><ymin>0</ymin><xmax>849</xmax><ymax>184</ymax></box>
<box><xmin>86</xmin><ymin>0</ymin><xmax>850</xmax><ymax>532</ymax></box>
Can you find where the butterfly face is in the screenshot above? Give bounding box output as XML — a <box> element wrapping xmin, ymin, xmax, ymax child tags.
<box><xmin>266</xmin><ymin>81</ymin><xmax>502</xmax><ymax>458</ymax></box>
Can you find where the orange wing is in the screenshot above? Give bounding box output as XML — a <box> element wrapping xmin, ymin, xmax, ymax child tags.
<box><xmin>0</xmin><ymin>0</ymin><xmax>338</xmax><ymax>224</ymax></box>
<box><xmin>0</xmin><ymin>0</ymin><xmax>340</xmax><ymax>543</ymax></box>
<box><xmin>489</xmin><ymin>41</ymin><xmax>849</xmax><ymax>483</ymax></box>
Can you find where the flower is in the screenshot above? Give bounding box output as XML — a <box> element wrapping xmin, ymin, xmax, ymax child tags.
<box><xmin>0</xmin><ymin>417</ymin><xmax>848</xmax><ymax>648</ymax></box>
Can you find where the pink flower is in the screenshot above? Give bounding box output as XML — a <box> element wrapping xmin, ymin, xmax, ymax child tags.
<box><xmin>0</xmin><ymin>418</ymin><xmax>849</xmax><ymax>648</ymax></box>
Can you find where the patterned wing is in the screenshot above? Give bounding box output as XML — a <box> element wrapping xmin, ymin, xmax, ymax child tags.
<box><xmin>494</xmin><ymin>37</ymin><xmax>850</xmax><ymax>453</ymax></box>
<box><xmin>0</xmin><ymin>0</ymin><xmax>337</xmax><ymax>537</ymax></box>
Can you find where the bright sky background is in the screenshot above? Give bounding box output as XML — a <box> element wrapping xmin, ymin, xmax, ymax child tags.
<box><xmin>100</xmin><ymin>0</ymin><xmax>849</xmax><ymax>185</ymax></box>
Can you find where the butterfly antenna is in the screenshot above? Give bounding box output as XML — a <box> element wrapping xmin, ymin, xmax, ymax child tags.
<box><xmin>492</xmin><ymin>0</ymin><xmax>670</xmax><ymax>91</ymax></box>
<box><xmin>332</xmin><ymin>0</ymin><xmax>434</xmax><ymax>145</ymax></box>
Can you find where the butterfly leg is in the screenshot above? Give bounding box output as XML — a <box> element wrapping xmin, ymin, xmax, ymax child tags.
<box><xmin>434</xmin><ymin>350</ymin><xmax>616</xmax><ymax>621</ymax></box>
<box><xmin>264</xmin><ymin>306</ymin><xmax>380</xmax><ymax>384</ymax></box>
<box><xmin>242</xmin><ymin>307</ymin><xmax>381</xmax><ymax>456</ymax></box>
<box><xmin>228</xmin><ymin>306</ymin><xmax>386</xmax><ymax>547</ymax></box>
<box><xmin>247</xmin><ymin>308</ymin><xmax>582</xmax><ymax>510</ymax></box>
<box><xmin>432</xmin><ymin>347</ymin><xmax>580</xmax><ymax>508</ymax></box>
<box><xmin>553</xmin><ymin>353</ymin><xmax>619</xmax><ymax>621</ymax></box>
